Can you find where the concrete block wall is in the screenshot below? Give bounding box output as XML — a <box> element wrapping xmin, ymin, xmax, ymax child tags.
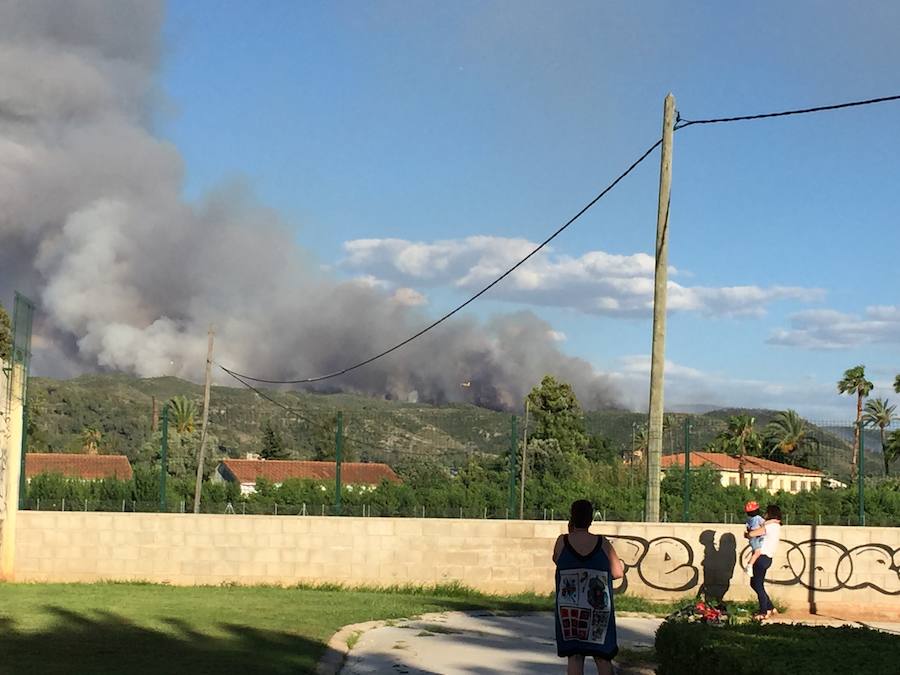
<box><xmin>13</xmin><ymin>512</ymin><xmax>900</xmax><ymax>616</ymax></box>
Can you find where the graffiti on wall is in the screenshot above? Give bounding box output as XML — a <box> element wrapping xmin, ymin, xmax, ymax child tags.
<box><xmin>741</xmin><ymin>539</ymin><xmax>900</xmax><ymax>595</ymax></box>
<box><xmin>608</xmin><ymin>532</ymin><xmax>900</xmax><ymax>597</ymax></box>
<box><xmin>607</xmin><ymin>535</ymin><xmax>699</xmax><ymax>594</ymax></box>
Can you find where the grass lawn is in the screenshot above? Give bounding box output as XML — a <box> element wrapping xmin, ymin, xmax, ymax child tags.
<box><xmin>0</xmin><ymin>581</ymin><xmax>764</xmax><ymax>674</ymax></box>
<box><xmin>0</xmin><ymin>582</ymin><xmax>556</xmax><ymax>674</ymax></box>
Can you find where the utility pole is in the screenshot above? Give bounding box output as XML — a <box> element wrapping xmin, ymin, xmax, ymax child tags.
<box><xmin>646</xmin><ymin>93</ymin><xmax>676</xmax><ymax>523</ymax></box>
<box><xmin>193</xmin><ymin>326</ymin><xmax>215</xmax><ymax>513</ymax></box>
<box><xmin>519</xmin><ymin>399</ymin><xmax>530</xmax><ymax>519</ymax></box>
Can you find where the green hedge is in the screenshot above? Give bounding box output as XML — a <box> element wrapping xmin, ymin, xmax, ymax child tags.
<box><xmin>655</xmin><ymin>619</ymin><xmax>900</xmax><ymax>675</ymax></box>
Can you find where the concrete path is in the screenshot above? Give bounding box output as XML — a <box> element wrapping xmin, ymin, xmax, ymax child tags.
<box><xmin>340</xmin><ymin>612</ymin><xmax>661</xmax><ymax>675</ymax></box>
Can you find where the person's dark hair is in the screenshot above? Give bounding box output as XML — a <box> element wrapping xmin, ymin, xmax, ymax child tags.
<box><xmin>569</xmin><ymin>499</ymin><xmax>593</xmax><ymax>529</ymax></box>
<box><xmin>746</xmin><ymin>508</ymin><xmax>760</xmax><ymax>518</ymax></box>
<box><xmin>765</xmin><ymin>504</ymin><xmax>782</xmax><ymax>521</ymax></box>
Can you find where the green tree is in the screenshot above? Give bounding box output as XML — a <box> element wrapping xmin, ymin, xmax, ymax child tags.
<box><xmin>526</xmin><ymin>375</ymin><xmax>588</xmax><ymax>456</ymax></box>
<box><xmin>717</xmin><ymin>415</ymin><xmax>762</xmax><ymax>486</ymax></box>
<box><xmin>584</xmin><ymin>433</ymin><xmax>618</xmax><ymax>464</ymax></box>
<box><xmin>764</xmin><ymin>409</ymin><xmax>819</xmax><ymax>465</ymax></box>
<box><xmin>863</xmin><ymin>398</ymin><xmax>897</xmax><ymax>476</ymax></box>
<box><xmin>311</xmin><ymin>414</ymin><xmax>358</xmax><ymax>461</ymax></box>
<box><xmin>168</xmin><ymin>396</ymin><xmax>197</xmax><ymax>434</ymax></box>
<box><xmin>260</xmin><ymin>419</ymin><xmax>290</xmax><ymax>459</ymax></box>
<box><xmin>632</xmin><ymin>425</ymin><xmax>649</xmax><ymax>465</ymax></box>
<box><xmin>837</xmin><ymin>365</ymin><xmax>874</xmax><ymax>479</ymax></box>
<box><xmin>80</xmin><ymin>426</ymin><xmax>101</xmax><ymax>454</ymax></box>
<box><xmin>884</xmin><ymin>429</ymin><xmax>900</xmax><ymax>477</ymax></box>
<box><xmin>894</xmin><ymin>374</ymin><xmax>900</xmax><ymax>394</ymax></box>
<box><xmin>0</xmin><ymin>303</ymin><xmax>10</xmax><ymax>364</ymax></box>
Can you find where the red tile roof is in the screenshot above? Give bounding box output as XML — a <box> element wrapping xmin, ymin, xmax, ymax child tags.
<box><xmin>660</xmin><ymin>451</ymin><xmax>822</xmax><ymax>476</ymax></box>
<box><xmin>25</xmin><ymin>453</ymin><xmax>133</xmax><ymax>480</ymax></box>
<box><xmin>219</xmin><ymin>459</ymin><xmax>401</xmax><ymax>485</ymax></box>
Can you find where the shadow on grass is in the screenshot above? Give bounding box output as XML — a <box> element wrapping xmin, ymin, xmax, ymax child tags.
<box><xmin>0</xmin><ymin>607</ymin><xmax>323</xmax><ymax>675</ymax></box>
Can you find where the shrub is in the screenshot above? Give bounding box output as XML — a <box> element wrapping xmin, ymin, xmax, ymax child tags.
<box><xmin>655</xmin><ymin>619</ymin><xmax>900</xmax><ymax>675</ymax></box>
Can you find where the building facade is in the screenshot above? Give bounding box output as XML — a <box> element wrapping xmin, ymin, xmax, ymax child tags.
<box><xmin>661</xmin><ymin>451</ymin><xmax>824</xmax><ymax>494</ymax></box>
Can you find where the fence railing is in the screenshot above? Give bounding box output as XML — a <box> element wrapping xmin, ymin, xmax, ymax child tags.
<box><xmin>21</xmin><ymin>497</ymin><xmax>898</xmax><ymax>527</ymax></box>
<box><xmin>20</xmin><ymin>408</ymin><xmax>899</xmax><ymax>527</ymax></box>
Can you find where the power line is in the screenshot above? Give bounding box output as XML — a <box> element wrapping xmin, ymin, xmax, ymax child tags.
<box><xmin>221</xmin><ymin>365</ymin><xmax>336</xmax><ymax>434</ymax></box>
<box><xmin>219</xmin><ymin>364</ymin><xmax>458</xmax><ymax>458</ymax></box>
<box><xmin>675</xmin><ymin>93</ymin><xmax>900</xmax><ymax>129</ymax></box>
<box><xmin>224</xmin><ymin>91</ymin><xmax>900</xmax><ymax>386</ymax></box>
<box><xmin>221</xmin><ymin>137</ymin><xmax>664</xmax><ymax>384</ymax></box>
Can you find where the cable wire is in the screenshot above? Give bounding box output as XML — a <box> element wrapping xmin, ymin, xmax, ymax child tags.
<box><xmin>220</xmin><ymin>137</ymin><xmax>663</xmax><ymax>384</ymax></box>
<box><xmin>675</xmin><ymin>93</ymin><xmax>900</xmax><ymax>129</ymax></box>
<box><xmin>223</xmin><ymin>91</ymin><xmax>900</xmax><ymax>385</ymax></box>
<box><xmin>220</xmin><ymin>364</ymin><xmax>454</xmax><ymax>458</ymax></box>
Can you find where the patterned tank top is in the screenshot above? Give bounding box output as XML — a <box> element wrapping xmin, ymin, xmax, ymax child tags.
<box><xmin>554</xmin><ymin>534</ymin><xmax>618</xmax><ymax>659</ymax></box>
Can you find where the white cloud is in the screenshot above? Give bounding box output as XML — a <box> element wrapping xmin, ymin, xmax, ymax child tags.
<box><xmin>605</xmin><ymin>354</ymin><xmax>878</xmax><ymax>421</ymax></box>
<box><xmin>342</xmin><ymin>236</ymin><xmax>822</xmax><ymax>318</ymax></box>
<box><xmin>768</xmin><ymin>306</ymin><xmax>900</xmax><ymax>349</ymax></box>
<box><xmin>350</xmin><ymin>274</ymin><xmax>391</xmax><ymax>289</ymax></box>
<box><xmin>391</xmin><ymin>287</ymin><xmax>427</xmax><ymax>306</ymax></box>
<box><xmin>548</xmin><ymin>329</ymin><xmax>567</xmax><ymax>342</ymax></box>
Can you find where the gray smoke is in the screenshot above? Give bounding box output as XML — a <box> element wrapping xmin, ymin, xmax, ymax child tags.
<box><xmin>0</xmin><ymin>0</ymin><xmax>616</xmax><ymax>411</ymax></box>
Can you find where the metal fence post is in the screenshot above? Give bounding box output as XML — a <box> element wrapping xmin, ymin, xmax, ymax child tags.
<box><xmin>858</xmin><ymin>421</ymin><xmax>865</xmax><ymax>526</ymax></box>
<box><xmin>508</xmin><ymin>415</ymin><xmax>518</xmax><ymax>518</ymax></box>
<box><xmin>18</xmin><ymin>402</ymin><xmax>28</xmax><ymax>509</ymax></box>
<box><xmin>682</xmin><ymin>419</ymin><xmax>691</xmax><ymax>522</ymax></box>
<box><xmin>159</xmin><ymin>404</ymin><xmax>169</xmax><ymax>512</ymax></box>
<box><xmin>334</xmin><ymin>412</ymin><xmax>343</xmax><ymax>515</ymax></box>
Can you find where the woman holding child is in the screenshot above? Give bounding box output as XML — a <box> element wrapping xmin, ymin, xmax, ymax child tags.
<box><xmin>746</xmin><ymin>504</ymin><xmax>783</xmax><ymax>620</ymax></box>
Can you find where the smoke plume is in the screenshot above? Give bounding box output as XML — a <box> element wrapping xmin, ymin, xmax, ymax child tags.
<box><xmin>0</xmin><ymin>0</ymin><xmax>616</xmax><ymax>411</ymax></box>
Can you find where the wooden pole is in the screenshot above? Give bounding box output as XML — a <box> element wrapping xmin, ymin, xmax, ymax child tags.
<box><xmin>193</xmin><ymin>326</ymin><xmax>215</xmax><ymax>513</ymax></box>
<box><xmin>646</xmin><ymin>93</ymin><xmax>675</xmax><ymax>523</ymax></box>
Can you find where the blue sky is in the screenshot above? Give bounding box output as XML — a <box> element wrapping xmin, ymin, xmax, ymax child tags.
<box><xmin>158</xmin><ymin>1</ymin><xmax>899</xmax><ymax>418</ymax></box>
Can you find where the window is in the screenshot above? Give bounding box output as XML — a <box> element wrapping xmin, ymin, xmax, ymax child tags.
<box><xmin>752</xmin><ymin>478</ymin><xmax>760</xmax><ymax>488</ymax></box>
<box><xmin>729</xmin><ymin>477</ymin><xmax>738</xmax><ymax>486</ymax></box>
<box><xmin>790</xmin><ymin>480</ymin><xmax>798</xmax><ymax>492</ymax></box>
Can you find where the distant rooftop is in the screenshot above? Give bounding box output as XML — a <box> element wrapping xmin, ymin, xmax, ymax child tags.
<box><xmin>219</xmin><ymin>459</ymin><xmax>401</xmax><ymax>485</ymax></box>
<box><xmin>25</xmin><ymin>453</ymin><xmax>133</xmax><ymax>480</ymax></box>
<box><xmin>661</xmin><ymin>451</ymin><xmax>823</xmax><ymax>476</ymax></box>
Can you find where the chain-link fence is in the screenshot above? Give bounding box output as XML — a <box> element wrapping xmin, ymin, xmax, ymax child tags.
<box><xmin>19</xmin><ymin>399</ymin><xmax>900</xmax><ymax>527</ymax></box>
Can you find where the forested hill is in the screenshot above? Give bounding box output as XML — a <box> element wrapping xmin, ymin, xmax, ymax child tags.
<box><xmin>23</xmin><ymin>373</ymin><xmax>877</xmax><ymax>478</ymax></box>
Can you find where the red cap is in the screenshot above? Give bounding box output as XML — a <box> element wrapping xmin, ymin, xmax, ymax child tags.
<box><xmin>744</xmin><ymin>500</ymin><xmax>759</xmax><ymax>513</ymax></box>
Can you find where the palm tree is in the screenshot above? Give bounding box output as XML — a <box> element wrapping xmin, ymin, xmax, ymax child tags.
<box><xmin>764</xmin><ymin>409</ymin><xmax>819</xmax><ymax>463</ymax></box>
<box><xmin>632</xmin><ymin>425</ymin><xmax>649</xmax><ymax>463</ymax></box>
<box><xmin>168</xmin><ymin>395</ymin><xmax>198</xmax><ymax>434</ymax></box>
<box><xmin>862</xmin><ymin>398</ymin><xmax>897</xmax><ymax>476</ymax></box>
<box><xmin>718</xmin><ymin>415</ymin><xmax>762</xmax><ymax>486</ymax></box>
<box><xmin>80</xmin><ymin>426</ymin><xmax>101</xmax><ymax>454</ymax></box>
<box><xmin>885</xmin><ymin>429</ymin><xmax>900</xmax><ymax>476</ymax></box>
<box><xmin>837</xmin><ymin>365</ymin><xmax>874</xmax><ymax>479</ymax></box>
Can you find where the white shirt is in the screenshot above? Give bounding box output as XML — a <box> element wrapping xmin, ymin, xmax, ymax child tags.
<box><xmin>759</xmin><ymin>521</ymin><xmax>781</xmax><ymax>558</ymax></box>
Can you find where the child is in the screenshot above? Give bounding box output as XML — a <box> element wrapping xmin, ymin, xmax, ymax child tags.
<box><xmin>744</xmin><ymin>501</ymin><xmax>765</xmax><ymax>576</ymax></box>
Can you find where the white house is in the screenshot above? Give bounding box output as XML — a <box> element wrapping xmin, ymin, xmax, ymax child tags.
<box><xmin>661</xmin><ymin>451</ymin><xmax>825</xmax><ymax>494</ymax></box>
<box><xmin>213</xmin><ymin>459</ymin><xmax>401</xmax><ymax>495</ymax></box>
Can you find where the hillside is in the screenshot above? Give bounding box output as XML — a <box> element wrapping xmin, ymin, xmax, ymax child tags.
<box><xmin>23</xmin><ymin>373</ymin><xmax>881</xmax><ymax>480</ymax></box>
<box><xmin>25</xmin><ymin>374</ymin><xmax>514</xmax><ymax>466</ymax></box>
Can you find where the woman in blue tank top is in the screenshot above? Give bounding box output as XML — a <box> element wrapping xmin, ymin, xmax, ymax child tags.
<box><xmin>552</xmin><ymin>500</ymin><xmax>625</xmax><ymax>675</ymax></box>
